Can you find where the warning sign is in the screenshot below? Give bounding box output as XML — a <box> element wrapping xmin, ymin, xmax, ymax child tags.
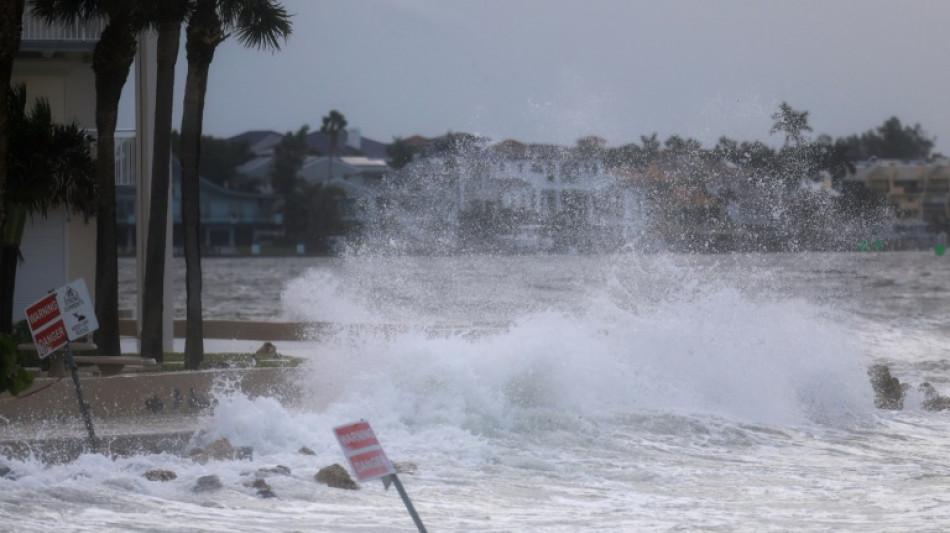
<box><xmin>334</xmin><ymin>421</ymin><xmax>395</xmax><ymax>482</ymax></box>
<box><xmin>24</xmin><ymin>279</ymin><xmax>98</xmax><ymax>358</ymax></box>
<box><xmin>56</xmin><ymin>279</ymin><xmax>98</xmax><ymax>341</ymax></box>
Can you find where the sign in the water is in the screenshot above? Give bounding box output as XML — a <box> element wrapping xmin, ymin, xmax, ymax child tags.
<box><xmin>936</xmin><ymin>232</ymin><xmax>947</xmax><ymax>256</ymax></box>
<box><xmin>334</xmin><ymin>420</ymin><xmax>395</xmax><ymax>482</ymax></box>
<box><xmin>332</xmin><ymin>420</ymin><xmax>428</xmax><ymax>532</ymax></box>
<box><xmin>24</xmin><ymin>279</ymin><xmax>99</xmax><ymax>358</ymax></box>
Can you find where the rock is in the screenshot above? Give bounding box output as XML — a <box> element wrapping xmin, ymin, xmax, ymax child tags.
<box><xmin>298</xmin><ymin>446</ymin><xmax>316</xmax><ymax>456</ymax></box>
<box><xmin>193</xmin><ymin>475</ymin><xmax>223</xmax><ymax>493</ymax></box>
<box><xmin>144</xmin><ymin>469</ymin><xmax>177</xmax><ymax>482</ymax></box>
<box><xmin>257</xmin><ymin>465</ymin><xmax>291</xmax><ymax>477</ymax></box>
<box><xmin>315</xmin><ymin>463</ymin><xmax>359</xmax><ymax>490</ymax></box>
<box><xmin>245</xmin><ymin>477</ymin><xmax>277</xmax><ymax>498</ymax></box>
<box><xmin>190</xmin><ymin>438</ymin><xmax>236</xmax><ymax>463</ymax></box>
<box><xmin>255</xmin><ymin>342</ymin><xmax>278</xmax><ymax>358</ymax></box>
<box><xmin>0</xmin><ymin>465</ymin><xmax>14</xmax><ymax>480</ymax></box>
<box><xmin>919</xmin><ymin>383</ymin><xmax>950</xmax><ymax>411</ymax></box>
<box><xmin>868</xmin><ymin>364</ymin><xmax>908</xmax><ymax>410</ymax></box>
<box><xmin>393</xmin><ymin>461</ymin><xmax>418</xmax><ymax>475</ymax></box>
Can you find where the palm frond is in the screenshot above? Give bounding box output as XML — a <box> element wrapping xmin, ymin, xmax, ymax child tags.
<box><xmin>221</xmin><ymin>0</ymin><xmax>292</xmax><ymax>51</ymax></box>
<box><xmin>30</xmin><ymin>0</ymin><xmax>100</xmax><ymax>25</ymax></box>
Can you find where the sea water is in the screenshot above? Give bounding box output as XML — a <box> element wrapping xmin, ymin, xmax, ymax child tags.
<box><xmin>3</xmin><ymin>251</ymin><xmax>950</xmax><ymax>532</ymax></box>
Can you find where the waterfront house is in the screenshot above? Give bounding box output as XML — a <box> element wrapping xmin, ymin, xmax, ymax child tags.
<box><xmin>116</xmin><ymin>158</ymin><xmax>282</xmax><ymax>253</ymax></box>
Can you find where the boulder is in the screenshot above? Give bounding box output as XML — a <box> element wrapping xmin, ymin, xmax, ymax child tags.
<box><xmin>193</xmin><ymin>475</ymin><xmax>223</xmax><ymax>493</ymax></box>
<box><xmin>393</xmin><ymin>461</ymin><xmax>418</xmax><ymax>475</ymax></box>
<box><xmin>919</xmin><ymin>383</ymin><xmax>950</xmax><ymax>411</ymax></box>
<box><xmin>298</xmin><ymin>446</ymin><xmax>316</xmax><ymax>456</ymax></box>
<box><xmin>190</xmin><ymin>438</ymin><xmax>237</xmax><ymax>464</ymax></box>
<box><xmin>868</xmin><ymin>364</ymin><xmax>908</xmax><ymax>410</ymax></box>
<box><xmin>255</xmin><ymin>342</ymin><xmax>279</xmax><ymax>358</ymax></box>
<box><xmin>315</xmin><ymin>463</ymin><xmax>359</xmax><ymax>490</ymax></box>
<box><xmin>245</xmin><ymin>477</ymin><xmax>277</xmax><ymax>498</ymax></box>
<box><xmin>256</xmin><ymin>465</ymin><xmax>292</xmax><ymax>477</ymax></box>
<box><xmin>144</xmin><ymin>469</ymin><xmax>177</xmax><ymax>482</ymax></box>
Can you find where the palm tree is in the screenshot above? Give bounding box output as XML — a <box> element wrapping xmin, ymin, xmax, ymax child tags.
<box><xmin>139</xmin><ymin>0</ymin><xmax>190</xmax><ymax>363</ymax></box>
<box><xmin>32</xmin><ymin>0</ymin><xmax>146</xmax><ymax>357</ymax></box>
<box><xmin>770</xmin><ymin>102</ymin><xmax>812</xmax><ymax>147</ymax></box>
<box><xmin>0</xmin><ymin>0</ymin><xmax>27</xmax><ymax>246</ymax></box>
<box><xmin>2</xmin><ymin>84</ymin><xmax>98</xmax><ymax>332</ymax></box>
<box><xmin>178</xmin><ymin>0</ymin><xmax>291</xmax><ymax>369</ymax></box>
<box><xmin>320</xmin><ymin>109</ymin><xmax>347</xmax><ymax>182</ymax></box>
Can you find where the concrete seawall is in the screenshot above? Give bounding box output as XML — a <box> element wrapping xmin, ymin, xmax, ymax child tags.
<box><xmin>0</xmin><ymin>367</ymin><xmax>300</xmax><ymax>462</ymax></box>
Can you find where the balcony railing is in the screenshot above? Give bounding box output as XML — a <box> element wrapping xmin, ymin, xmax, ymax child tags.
<box><xmin>114</xmin><ymin>131</ymin><xmax>136</xmax><ymax>186</ymax></box>
<box><xmin>20</xmin><ymin>11</ymin><xmax>104</xmax><ymax>50</ymax></box>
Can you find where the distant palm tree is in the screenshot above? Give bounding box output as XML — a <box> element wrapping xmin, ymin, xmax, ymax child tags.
<box><xmin>1</xmin><ymin>85</ymin><xmax>98</xmax><ymax>332</ymax></box>
<box><xmin>140</xmin><ymin>0</ymin><xmax>191</xmax><ymax>363</ymax></box>
<box><xmin>321</xmin><ymin>109</ymin><xmax>347</xmax><ymax>182</ymax></box>
<box><xmin>770</xmin><ymin>102</ymin><xmax>812</xmax><ymax>147</ymax></box>
<box><xmin>32</xmin><ymin>0</ymin><xmax>147</xmax><ymax>356</ymax></box>
<box><xmin>178</xmin><ymin>0</ymin><xmax>291</xmax><ymax>369</ymax></box>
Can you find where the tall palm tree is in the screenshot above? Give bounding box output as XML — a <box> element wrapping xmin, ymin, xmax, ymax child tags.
<box><xmin>2</xmin><ymin>84</ymin><xmax>98</xmax><ymax>332</ymax></box>
<box><xmin>320</xmin><ymin>109</ymin><xmax>347</xmax><ymax>182</ymax></box>
<box><xmin>0</xmin><ymin>0</ymin><xmax>27</xmax><ymax>246</ymax></box>
<box><xmin>770</xmin><ymin>102</ymin><xmax>812</xmax><ymax>147</ymax></box>
<box><xmin>178</xmin><ymin>0</ymin><xmax>290</xmax><ymax>369</ymax></box>
<box><xmin>139</xmin><ymin>0</ymin><xmax>190</xmax><ymax>363</ymax></box>
<box><xmin>32</xmin><ymin>0</ymin><xmax>146</xmax><ymax>357</ymax></box>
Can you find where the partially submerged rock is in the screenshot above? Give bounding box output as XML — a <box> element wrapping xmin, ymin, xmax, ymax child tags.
<box><xmin>919</xmin><ymin>383</ymin><xmax>950</xmax><ymax>411</ymax></box>
<box><xmin>245</xmin><ymin>477</ymin><xmax>277</xmax><ymax>498</ymax></box>
<box><xmin>193</xmin><ymin>474</ymin><xmax>223</xmax><ymax>493</ymax></box>
<box><xmin>868</xmin><ymin>364</ymin><xmax>908</xmax><ymax>410</ymax></box>
<box><xmin>189</xmin><ymin>438</ymin><xmax>252</xmax><ymax>464</ymax></box>
<box><xmin>869</xmin><ymin>365</ymin><xmax>950</xmax><ymax>412</ymax></box>
<box><xmin>144</xmin><ymin>469</ymin><xmax>177</xmax><ymax>482</ymax></box>
<box><xmin>315</xmin><ymin>463</ymin><xmax>359</xmax><ymax>490</ymax></box>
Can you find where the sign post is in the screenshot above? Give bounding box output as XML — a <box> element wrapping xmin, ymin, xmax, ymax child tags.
<box><xmin>334</xmin><ymin>421</ymin><xmax>428</xmax><ymax>533</ymax></box>
<box><xmin>24</xmin><ymin>279</ymin><xmax>99</xmax><ymax>452</ymax></box>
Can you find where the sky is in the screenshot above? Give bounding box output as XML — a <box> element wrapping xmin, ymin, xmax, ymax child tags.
<box><xmin>140</xmin><ymin>0</ymin><xmax>950</xmax><ymax>154</ymax></box>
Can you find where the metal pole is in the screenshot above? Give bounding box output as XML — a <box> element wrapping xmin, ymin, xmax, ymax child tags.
<box><xmin>388</xmin><ymin>474</ymin><xmax>427</xmax><ymax>533</ymax></box>
<box><xmin>63</xmin><ymin>344</ymin><xmax>98</xmax><ymax>453</ymax></box>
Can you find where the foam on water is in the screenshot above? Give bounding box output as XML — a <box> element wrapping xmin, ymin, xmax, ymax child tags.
<box><xmin>7</xmin><ymin>253</ymin><xmax>949</xmax><ymax>532</ymax></box>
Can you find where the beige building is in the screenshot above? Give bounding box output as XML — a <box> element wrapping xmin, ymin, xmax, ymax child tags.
<box><xmin>849</xmin><ymin>158</ymin><xmax>950</xmax><ymax>227</ymax></box>
<box><xmin>12</xmin><ymin>12</ymin><xmax>164</xmax><ymax>347</ymax></box>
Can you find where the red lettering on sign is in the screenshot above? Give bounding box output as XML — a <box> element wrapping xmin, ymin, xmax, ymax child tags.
<box><xmin>348</xmin><ymin>448</ymin><xmax>393</xmax><ymax>481</ymax></box>
<box><xmin>34</xmin><ymin>320</ymin><xmax>68</xmax><ymax>357</ymax></box>
<box><xmin>335</xmin><ymin>421</ymin><xmax>380</xmax><ymax>452</ymax></box>
<box><xmin>25</xmin><ymin>294</ymin><xmax>60</xmax><ymax>332</ymax></box>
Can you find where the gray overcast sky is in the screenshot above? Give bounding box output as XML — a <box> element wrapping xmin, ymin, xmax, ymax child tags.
<box><xmin>161</xmin><ymin>0</ymin><xmax>950</xmax><ymax>153</ymax></box>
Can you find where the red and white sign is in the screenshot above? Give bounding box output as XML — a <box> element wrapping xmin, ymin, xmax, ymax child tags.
<box><xmin>334</xmin><ymin>421</ymin><xmax>396</xmax><ymax>482</ymax></box>
<box><xmin>25</xmin><ymin>293</ymin><xmax>60</xmax><ymax>332</ymax></box>
<box><xmin>24</xmin><ymin>279</ymin><xmax>98</xmax><ymax>359</ymax></box>
<box><xmin>32</xmin><ymin>319</ymin><xmax>69</xmax><ymax>357</ymax></box>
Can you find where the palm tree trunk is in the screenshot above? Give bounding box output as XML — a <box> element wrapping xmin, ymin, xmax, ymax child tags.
<box><xmin>92</xmin><ymin>17</ymin><xmax>137</xmax><ymax>357</ymax></box>
<box><xmin>0</xmin><ymin>203</ymin><xmax>26</xmax><ymax>334</ymax></box>
<box><xmin>140</xmin><ymin>16</ymin><xmax>183</xmax><ymax>363</ymax></box>
<box><xmin>179</xmin><ymin>0</ymin><xmax>224</xmax><ymax>369</ymax></box>
<box><xmin>0</xmin><ymin>0</ymin><xmax>26</xmax><ymax>262</ymax></box>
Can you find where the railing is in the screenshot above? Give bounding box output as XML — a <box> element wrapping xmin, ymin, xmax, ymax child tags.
<box><xmin>114</xmin><ymin>131</ymin><xmax>136</xmax><ymax>186</ymax></box>
<box><xmin>20</xmin><ymin>11</ymin><xmax>104</xmax><ymax>45</ymax></box>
